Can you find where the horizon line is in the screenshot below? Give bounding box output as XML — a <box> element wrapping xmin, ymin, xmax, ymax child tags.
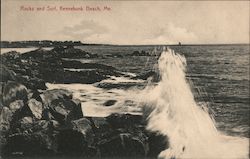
<box><xmin>1</xmin><ymin>40</ymin><xmax>249</xmax><ymax>46</ymax></box>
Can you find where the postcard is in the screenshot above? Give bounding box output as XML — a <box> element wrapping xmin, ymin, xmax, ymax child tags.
<box><xmin>1</xmin><ymin>0</ymin><xmax>249</xmax><ymax>158</ymax></box>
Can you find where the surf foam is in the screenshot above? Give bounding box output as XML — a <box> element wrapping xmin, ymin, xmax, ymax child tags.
<box><xmin>142</xmin><ymin>48</ymin><xmax>249</xmax><ymax>159</ymax></box>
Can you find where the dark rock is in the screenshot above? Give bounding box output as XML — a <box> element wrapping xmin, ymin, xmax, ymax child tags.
<box><xmin>10</xmin><ymin>104</ymin><xmax>33</xmax><ymax>125</ymax></box>
<box><xmin>66</xmin><ymin>99</ymin><xmax>83</xmax><ymax>121</ymax></box>
<box><xmin>103</xmin><ymin>100</ymin><xmax>117</xmax><ymax>106</ymax></box>
<box><xmin>0</xmin><ymin>107</ymin><xmax>13</xmax><ymax>152</ymax></box>
<box><xmin>2</xmin><ymin>81</ymin><xmax>28</xmax><ymax>107</ymax></box>
<box><xmin>41</xmin><ymin>109</ymin><xmax>55</xmax><ymax>121</ymax></box>
<box><xmin>95</xmin><ymin>82</ymin><xmax>145</xmax><ymax>89</ymax></box>
<box><xmin>130</xmin><ymin>50</ymin><xmax>151</xmax><ymax>56</ymax></box>
<box><xmin>18</xmin><ymin>116</ymin><xmax>34</xmax><ymax>130</ymax></box>
<box><xmin>4</xmin><ymin>120</ymin><xmax>57</xmax><ymax>157</ymax></box>
<box><xmin>28</xmin><ymin>89</ymin><xmax>43</xmax><ymax>102</ymax></box>
<box><xmin>0</xmin><ymin>64</ymin><xmax>16</xmax><ymax>82</ymax></box>
<box><xmin>71</xmin><ymin>118</ymin><xmax>94</xmax><ymax>145</ymax></box>
<box><xmin>89</xmin><ymin>117</ymin><xmax>112</xmax><ymax>134</ymax></box>
<box><xmin>147</xmin><ymin>132</ymin><xmax>169</xmax><ymax>158</ymax></box>
<box><xmin>41</xmin><ymin>89</ymin><xmax>73</xmax><ymax>107</ymax></box>
<box><xmin>133</xmin><ymin>70</ymin><xmax>159</xmax><ymax>81</ymax></box>
<box><xmin>57</xmin><ymin>129</ymin><xmax>88</xmax><ymax>156</ymax></box>
<box><xmin>48</xmin><ymin>98</ymin><xmax>81</xmax><ymax>123</ymax></box>
<box><xmin>98</xmin><ymin>133</ymin><xmax>146</xmax><ymax>158</ymax></box>
<box><xmin>51</xmin><ymin>46</ymin><xmax>97</xmax><ymax>59</ymax></box>
<box><xmin>0</xmin><ymin>107</ymin><xmax>12</xmax><ymax>133</ymax></box>
<box><xmin>18</xmin><ymin>76</ymin><xmax>47</xmax><ymax>90</ymax></box>
<box><xmin>106</xmin><ymin>113</ymin><xmax>144</xmax><ymax>129</ymax></box>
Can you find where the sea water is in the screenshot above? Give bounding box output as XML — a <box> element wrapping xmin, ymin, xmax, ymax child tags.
<box><xmin>4</xmin><ymin>44</ymin><xmax>249</xmax><ymax>158</ymax></box>
<box><xmin>48</xmin><ymin>45</ymin><xmax>249</xmax><ymax>158</ymax></box>
<box><xmin>140</xmin><ymin>48</ymin><xmax>249</xmax><ymax>158</ymax></box>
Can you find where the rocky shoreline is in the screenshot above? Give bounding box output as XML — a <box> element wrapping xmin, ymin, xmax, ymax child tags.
<box><xmin>0</xmin><ymin>46</ymin><xmax>167</xmax><ymax>158</ymax></box>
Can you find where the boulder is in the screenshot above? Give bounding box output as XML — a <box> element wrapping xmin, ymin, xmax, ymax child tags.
<box><xmin>9</xmin><ymin>100</ymin><xmax>24</xmax><ymax>113</ymax></box>
<box><xmin>2</xmin><ymin>81</ymin><xmax>28</xmax><ymax>106</ymax></box>
<box><xmin>66</xmin><ymin>99</ymin><xmax>83</xmax><ymax>121</ymax></box>
<box><xmin>27</xmin><ymin>99</ymin><xmax>43</xmax><ymax>119</ymax></box>
<box><xmin>89</xmin><ymin>117</ymin><xmax>112</xmax><ymax>135</ymax></box>
<box><xmin>106</xmin><ymin>113</ymin><xmax>144</xmax><ymax>129</ymax></box>
<box><xmin>103</xmin><ymin>100</ymin><xmax>117</xmax><ymax>106</ymax></box>
<box><xmin>3</xmin><ymin>120</ymin><xmax>57</xmax><ymax>157</ymax></box>
<box><xmin>41</xmin><ymin>89</ymin><xmax>73</xmax><ymax>107</ymax></box>
<box><xmin>0</xmin><ymin>64</ymin><xmax>16</xmax><ymax>82</ymax></box>
<box><xmin>48</xmin><ymin>98</ymin><xmax>81</xmax><ymax>123</ymax></box>
<box><xmin>133</xmin><ymin>70</ymin><xmax>159</xmax><ymax>81</ymax></box>
<box><xmin>0</xmin><ymin>107</ymin><xmax>12</xmax><ymax>132</ymax></box>
<box><xmin>71</xmin><ymin>118</ymin><xmax>94</xmax><ymax>145</ymax></box>
<box><xmin>0</xmin><ymin>107</ymin><xmax>13</xmax><ymax>152</ymax></box>
<box><xmin>18</xmin><ymin>116</ymin><xmax>34</xmax><ymax>130</ymax></box>
<box><xmin>98</xmin><ymin>133</ymin><xmax>146</xmax><ymax>158</ymax></box>
<box><xmin>17</xmin><ymin>76</ymin><xmax>47</xmax><ymax>90</ymax></box>
<box><xmin>57</xmin><ymin>129</ymin><xmax>88</xmax><ymax>156</ymax></box>
<box><xmin>146</xmin><ymin>132</ymin><xmax>169</xmax><ymax>158</ymax></box>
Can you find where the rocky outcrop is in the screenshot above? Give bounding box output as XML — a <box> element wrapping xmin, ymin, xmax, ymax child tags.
<box><xmin>1</xmin><ymin>46</ymin><xmax>121</xmax><ymax>87</ymax></box>
<box><xmin>133</xmin><ymin>70</ymin><xmax>160</xmax><ymax>82</ymax></box>
<box><xmin>0</xmin><ymin>46</ymin><xmax>169</xmax><ymax>158</ymax></box>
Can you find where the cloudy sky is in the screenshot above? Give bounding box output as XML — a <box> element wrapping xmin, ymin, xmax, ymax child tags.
<box><xmin>1</xmin><ymin>0</ymin><xmax>249</xmax><ymax>45</ymax></box>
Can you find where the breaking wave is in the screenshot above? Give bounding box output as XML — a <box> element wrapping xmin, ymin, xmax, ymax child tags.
<box><xmin>141</xmin><ymin>48</ymin><xmax>249</xmax><ymax>159</ymax></box>
<box><xmin>47</xmin><ymin>47</ymin><xmax>249</xmax><ymax>159</ymax></box>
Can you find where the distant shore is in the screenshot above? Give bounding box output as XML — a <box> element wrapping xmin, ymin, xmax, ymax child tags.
<box><xmin>1</xmin><ymin>40</ymin><xmax>249</xmax><ymax>48</ymax></box>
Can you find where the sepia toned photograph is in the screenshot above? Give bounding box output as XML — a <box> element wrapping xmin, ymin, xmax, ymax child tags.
<box><xmin>0</xmin><ymin>0</ymin><xmax>249</xmax><ymax>158</ymax></box>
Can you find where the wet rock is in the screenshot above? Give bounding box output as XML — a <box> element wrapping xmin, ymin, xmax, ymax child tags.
<box><xmin>98</xmin><ymin>133</ymin><xmax>146</xmax><ymax>158</ymax></box>
<box><xmin>0</xmin><ymin>107</ymin><xmax>13</xmax><ymax>152</ymax></box>
<box><xmin>106</xmin><ymin>113</ymin><xmax>144</xmax><ymax>129</ymax></box>
<box><xmin>133</xmin><ymin>70</ymin><xmax>159</xmax><ymax>81</ymax></box>
<box><xmin>4</xmin><ymin>120</ymin><xmax>57</xmax><ymax>157</ymax></box>
<box><xmin>41</xmin><ymin>89</ymin><xmax>73</xmax><ymax>107</ymax></box>
<box><xmin>48</xmin><ymin>98</ymin><xmax>80</xmax><ymax>123</ymax></box>
<box><xmin>18</xmin><ymin>76</ymin><xmax>47</xmax><ymax>90</ymax></box>
<box><xmin>57</xmin><ymin>129</ymin><xmax>88</xmax><ymax>156</ymax></box>
<box><xmin>66</xmin><ymin>99</ymin><xmax>83</xmax><ymax>121</ymax></box>
<box><xmin>2</xmin><ymin>81</ymin><xmax>28</xmax><ymax>106</ymax></box>
<box><xmin>130</xmin><ymin>50</ymin><xmax>151</xmax><ymax>56</ymax></box>
<box><xmin>28</xmin><ymin>89</ymin><xmax>43</xmax><ymax>102</ymax></box>
<box><xmin>0</xmin><ymin>107</ymin><xmax>12</xmax><ymax>132</ymax></box>
<box><xmin>10</xmin><ymin>104</ymin><xmax>33</xmax><ymax>125</ymax></box>
<box><xmin>71</xmin><ymin>118</ymin><xmax>94</xmax><ymax>145</ymax></box>
<box><xmin>19</xmin><ymin>116</ymin><xmax>34</xmax><ymax>130</ymax></box>
<box><xmin>147</xmin><ymin>132</ymin><xmax>169</xmax><ymax>158</ymax></box>
<box><xmin>9</xmin><ymin>100</ymin><xmax>24</xmax><ymax>113</ymax></box>
<box><xmin>103</xmin><ymin>100</ymin><xmax>117</xmax><ymax>106</ymax></box>
<box><xmin>90</xmin><ymin>117</ymin><xmax>112</xmax><ymax>135</ymax></box>
<box><xmin>0</xmin><ymin>64</ymin><xmax>16</xmax><ymax>82</ymax></box>
<box><xmin>27</xmin><ymin>99</ymin><xmax>43</xmax><ymax>119</ymax></box>
<box><xmin>1</xmin><ymin>51</ymin><xmax>20</xmax><ymax>60</ymax></box>
<box><xmin>96</xmin><ymin>82</ymin><xmax>145</xmax><ymax>89</ymax></box>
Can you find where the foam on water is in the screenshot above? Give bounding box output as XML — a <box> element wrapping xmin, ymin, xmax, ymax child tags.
<box><xmin>141</xmin><ymin>48</ymin><xmax>249</xmax><ymax>159</ymax></box>
<box><xmin>46</xmin><ymin>83</ymin><xmax>142</xmax><ymax>117</ymax></box>
<box><xmin>46</xmin><ymin>47</ymin><xmax>249</xmax><ymax>158</ymax></box>
<box><xmin>98</xmin><ymin>76</ymin><xmax>144</xmax><ymax>84</ymax></box>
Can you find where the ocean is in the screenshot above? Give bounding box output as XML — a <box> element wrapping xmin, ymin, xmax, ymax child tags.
<box><xmin>71</xmin><ymin>44</ymin><xmax>249</xmax><ymax>137</ymax></box>
<box><xmin>1</xmin><ymin>44</ymin><xmax>249</xmax><ymax>158</ymax></box>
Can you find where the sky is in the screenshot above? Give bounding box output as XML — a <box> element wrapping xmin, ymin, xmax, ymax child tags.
<box><xmin>1</xmin><ymin>0</ymin><xmax>250</xmax><ymax>45</ymax></box>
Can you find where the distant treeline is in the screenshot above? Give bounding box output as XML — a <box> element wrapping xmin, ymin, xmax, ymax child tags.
<box><xmin>0</xmin><ymin>40</ymin><xmax>97</xmax><ymax>48</ymax></box>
